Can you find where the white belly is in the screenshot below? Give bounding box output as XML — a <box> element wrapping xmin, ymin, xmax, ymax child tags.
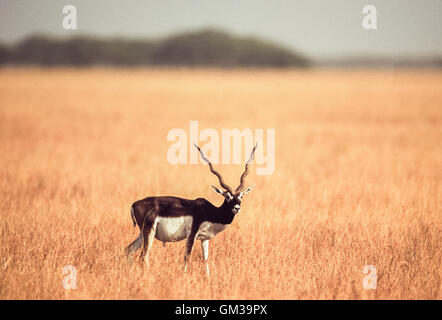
<box><xmin>196</xmin><ymin>221</ymin><xmax>228</xmax><ymax>240</ymax></box>
<box><xmin>155</xmin><ymin>216</ymin><xmax>192</xmax><ymax>242</ymax></box>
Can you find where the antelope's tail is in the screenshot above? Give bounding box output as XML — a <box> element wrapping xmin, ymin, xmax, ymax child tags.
<box><xmin>130</xmin><ymin>206</ymin><xmax>136</xmax><ymax>227</ymax></box>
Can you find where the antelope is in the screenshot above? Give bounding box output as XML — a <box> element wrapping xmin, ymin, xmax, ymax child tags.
<box><xmin>125</xmin><ymin>144</ymin><xmax>257</xmax><ymax>277</ymax></box>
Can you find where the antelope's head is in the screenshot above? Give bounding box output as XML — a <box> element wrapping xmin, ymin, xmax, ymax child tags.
<box><xmin>195</xmin><ymin>143</ymin><xmax>257</xmax><ymax>214</ymax></box>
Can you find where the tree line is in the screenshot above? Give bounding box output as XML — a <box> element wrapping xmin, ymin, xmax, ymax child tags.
<box><xmin>0</xmin><ymin>29</ymin><xmax>311</xmax><ymax>68</ymax></box>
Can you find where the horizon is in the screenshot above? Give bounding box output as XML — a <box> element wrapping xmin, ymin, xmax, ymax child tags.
<box><xmin>0</xmin><ymin>0</ymin><xmax>441</xmax><ymax>60</ymax></box>
<box><xmin>1</xmin><ymin>28</ymin><xmax>441</xmax><ymax>67</ymax></box>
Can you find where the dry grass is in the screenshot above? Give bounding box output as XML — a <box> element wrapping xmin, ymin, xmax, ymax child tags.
<box><xmin>0</xmin><ymin>68</ymin><xmax>441</xmax><ymax>299</ymax></box>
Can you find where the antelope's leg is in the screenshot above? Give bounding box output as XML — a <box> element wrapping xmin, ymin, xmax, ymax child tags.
<box><xmin>183</xmin><ymin>232</ymin><xmax>196</xmax><ymax>273</ymax></box>
<box><xmin>139</xmin><ymin>211</ymin><xmax>157</xmax><ymax>266</ymax></box>
<box><xmin>142</xmin><ymin>219</ymin><xmax>158</xmax><ymax>266</ymax></box>
<box><xmin>201</xmin><ymin>240</ymin><xmax>210</xmax><ymax>277</ymax></box>
<box><xmin>125</xmin><ymin>233</ymin><xmax>142</xmax><ymax>264</ymax></box>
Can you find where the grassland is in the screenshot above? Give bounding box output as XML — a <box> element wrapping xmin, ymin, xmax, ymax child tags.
<box><xmin>0</xmin><ymin>68</ymin><xmax>440</xmax><ymax>299</ymax></box>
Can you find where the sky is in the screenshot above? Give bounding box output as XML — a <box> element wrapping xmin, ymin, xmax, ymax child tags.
<box><xmin>0</xmin><ymin>0</ymin><xmax>441</xmax><ymax>60</ymax></box>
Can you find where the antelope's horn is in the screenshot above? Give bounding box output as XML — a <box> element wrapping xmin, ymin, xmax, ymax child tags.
<box><xmin>194</xmin><ymin>144</ymin><xmax>233</xmax><ymax>194</ymax></box>
<box><xmin>235</xmin><ymin>143</ymin><xmax>257</xmax><ymax>193</ymax></box>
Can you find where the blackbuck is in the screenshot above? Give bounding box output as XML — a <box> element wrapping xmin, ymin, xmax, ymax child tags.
<box><xmin>125</xmin><ymin>144</ymin><xmax>257</xmax><ymax>276</ymax></box>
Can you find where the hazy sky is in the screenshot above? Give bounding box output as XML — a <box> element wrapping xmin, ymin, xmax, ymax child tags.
<box><xmin>0</xmin><ymin>0</ymin><xmax>441</xmax><ymax>59</ymax></box>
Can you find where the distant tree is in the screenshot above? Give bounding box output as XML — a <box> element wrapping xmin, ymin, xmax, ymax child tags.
<box><xmin>152</xmin><ymin>29</ymin><xmax>310</xmax><ymax>67</ymax></box>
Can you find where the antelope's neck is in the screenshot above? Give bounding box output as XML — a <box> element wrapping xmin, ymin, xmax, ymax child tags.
<box><xmin>212</xmin><ymin>200</ymin><xmax>235</xmax><ymax>224</ymax></box>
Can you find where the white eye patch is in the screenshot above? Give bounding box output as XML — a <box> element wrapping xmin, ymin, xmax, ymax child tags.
<box><xmin>224</xmin><ymin>193</ymin><xmax>234</xmax><ymax>201</ymax></box>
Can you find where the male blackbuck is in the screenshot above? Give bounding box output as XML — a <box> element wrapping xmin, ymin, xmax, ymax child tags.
<box><xmin>125</xmin><ymin>144</ymin><xmax>257</xmax><ymax>277</ymax></box>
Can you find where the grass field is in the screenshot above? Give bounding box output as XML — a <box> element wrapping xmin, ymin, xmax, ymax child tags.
<box><xmin>0</xmin><ymin>68</ymin><xmax>440</xmax><ymax>299</ymax></box>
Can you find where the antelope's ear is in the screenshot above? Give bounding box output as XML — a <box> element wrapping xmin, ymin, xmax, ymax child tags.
<box><xmin>211</xmin><ymin>185</ymin><xmax>224</xmax><ymax>195</ymax></box>
<box><xmin>241</xmin><ymin>184</ymin><xmax>255</xmax><ymax>196</ymax></box>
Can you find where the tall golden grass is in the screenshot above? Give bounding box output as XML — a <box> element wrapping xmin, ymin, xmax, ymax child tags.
<box><xmin>0</xmin><ymin>68</ymin><xmax>440</xmax><ymax>299</ymax></box>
